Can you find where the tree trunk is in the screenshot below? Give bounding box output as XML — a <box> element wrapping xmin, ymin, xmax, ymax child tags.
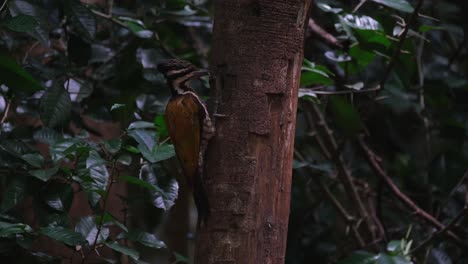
<box><xmin>196</xmin><ymin>1</ymin><xmax>313</xmax><ymax>263</ymax></box>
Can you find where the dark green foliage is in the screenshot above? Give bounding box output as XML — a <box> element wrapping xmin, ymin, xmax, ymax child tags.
<box><xmin>0</xmin><ymin>0</ymin><xmax>466</xmax><ymax>263</ymax></box>
<box><xmin>0</xmin><ymin>0</ymin><xmax>208</xmax><ymax>262</ymax></box>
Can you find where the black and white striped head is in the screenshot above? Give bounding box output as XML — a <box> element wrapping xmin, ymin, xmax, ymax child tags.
<box><xmin>157</xmin><ymin>59</ymin><xmax>208</xmax><ymax>95</ymax></box>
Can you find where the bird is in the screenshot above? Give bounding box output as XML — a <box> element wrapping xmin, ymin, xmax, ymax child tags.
<box><xmin>157</xmin><ymin>59</ymin><xmax>215</xmax><ymax>227</ymax></box>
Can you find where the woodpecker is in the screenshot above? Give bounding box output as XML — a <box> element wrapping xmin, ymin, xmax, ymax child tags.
<box><xmin>157</xmin><ymin>59</ymin><xmax>215</xmax><ymax>227</ymax></box>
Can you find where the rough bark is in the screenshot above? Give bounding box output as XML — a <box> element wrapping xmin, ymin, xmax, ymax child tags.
<box><xmin>196</xmin><ymin>1</ymin><xmax>313</xmax><ymax>263</ymax></box>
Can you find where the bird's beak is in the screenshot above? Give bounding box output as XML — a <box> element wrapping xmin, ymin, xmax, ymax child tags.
<box><xmin>192</xmin><ymin>69</ymin><xmax>209</xmax><ymax>78</ymax></box>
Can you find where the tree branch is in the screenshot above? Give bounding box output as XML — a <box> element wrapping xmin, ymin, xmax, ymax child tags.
<box><xmin>308</xmin><ymin>19</ymin><xmax>343</xmax><ymax>49</ymax></box>
<box><xmin>357</xmin><ymin>136</ymin><xmax>467</xmax><ymax>248</ymax></box>
<box><xmin>306</xmin><ymin>101</ymin><xmax>379</xmax><ymax>240</ymax></box>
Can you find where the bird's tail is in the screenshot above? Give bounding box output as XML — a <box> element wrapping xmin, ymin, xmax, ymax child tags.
<box><xmin>193</xmin><ymin>174</ymin><xmax>210</xmax><ymax>229</ymax></box>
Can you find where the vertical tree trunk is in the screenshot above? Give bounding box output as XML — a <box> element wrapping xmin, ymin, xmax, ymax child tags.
<box><xmin>196</xmin><ymin>1</ymin><xmax>313</xmax><ymax>263</ymax></box>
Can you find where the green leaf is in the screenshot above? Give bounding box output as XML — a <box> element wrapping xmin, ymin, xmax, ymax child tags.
<box><xmin>105</xmin><ymin>241</ymin><xmax>139</xmax><ymax>261</ymax></box>
<box><xmin>371</xmin><ymin>0</ymin><xmax>414</xmax><ymax>13</ymax></box>
<box><xmin>173</xmin><ymin>252</ymin><xmax>190</xmax><ymax>263</ymax></box>
<box><xmin>75</xmin><ymin>216</ymin><xmax>109</xmax><ymax>246</ymax></box>
<box><xmin>128</xmin><ymin>121</ymin><xmax>156</xmax><ymax>130</ymax></box>
<box><xmin>40</xmin><ymin>226</ymin><xmax>85</xmax><ymax>246</ymax></box>
<box><xmin>64</xmin><ymin>0</ymin><xmax>96</xmax><ymax>39</ymax></box>
<box><xmin>1</xmin><ymin>178</ymin><xmax>26</xmax><ymax>212</ymax></box>
<box><xmin>49</xmin><ymin>140</ymin><xmax>78</xmax><ymax>162</ymax></box>
<box><xmin>0</xmin><ymin>221</ymin><xmax>32</xmax><ymax>238</ymax></box>
<box><xmin>155</xmin><ymin>115</ymin><xmax>169</xmax><ymax>139</ymax></box>
<box><xmin>329</xmin><ymin>96</ymin><xmax>362</xmax><ymax>137</ymax></box>
<box><xmin>103</xmin><ymin>139</ymin><xmax>122</xmax><ymax>154</ymax></box>
<box><xmin>324</xmin><ymin>51</ymin><xmax>351</xmax><ymax>62</ymax></box>
<box><xmin>316</xmin><ymin>3</ymin><xmax>343</xmax><ymax>13</ymax></box>
<box><xmin>86</xmin><ymin>150</ymin><xmax>106</xmax><ymax>168</ymax></box>
<box><xmin>301</xmin><ymin>60</ymin><xmax>334</xmax><ymax>86</ymax></box>
<box><xmin>43</xmin><ymin>183</ymin><xmax>73</xmax><ymax>212</ymax></box>
<box><xmin>128</xmin><ymin>129</ymin><xmax>157</xmax><ymax>162</ymax></box>
<box><xmin>387</xmin><ymin>240</ymin><xmax>402</xmax><ymax>253</ymax></box>
<box><xmin>0</xmin><ymin>52</ymin><xmax>43</xmax><ymax>93</ymax></box>
<box><xmin>340</xmin><ymin>14</ymin><xmax>381</xmax><ymax>31</ymax></box>
<box><xmin>40</xmin><ymin>85</ymin><xmax>72</xmax><ymax>128</ymax></box>
<box><xmin>117</xmin><ymin>154</ymin><xmax>132</xmax><ymax>166</ymax></box>
<box><xmin>21</xmin><ymin>153</ymin><xmax>44</xmax><ymax>168</ymax></box>
<box><xmin>153</xmin><ymin>144</ymin><xmax>176</xmax><ymax>162</ymax></box>
<box><xmin>29</xmin><ymin>167</ymin><xmax>59</xmax><ymax>181</ymax></box>
<box><xmin>119</xmin><ymin>175</ymin><xmax>158</xmax><ymax>192</ymax></box>
<box><xmin>139</xmin><ymin>164</ymin><xmax>178</xmax><ymax>210</ymax></box>
<box><xmin>110</xmin><ymin>104</ymin><xmax>125</xmax><ymax>111</ymax></box>
<box><xmin>2</xmin><ymin>14</ymin><xmax>38</xmax><ymax>33</ymax></box>
<box><xmin>34</xmin><ymin>128</ymin><xmax>61</xmax><ymax>145</ymax></box>
<box><xmin>8</xmin><ymin>0</ymin><xmax>49</xmax><ymax>43</ymax></box>
<box><xmin>100</xmin><ymin>213</ymin><xmax>128</xmax><ymax>232</ymax></box>
<box><xmin>298</xmin><ymin>88</ymin><xmax>317</xmax><ymax>98</ymax></box>
<box><xmin>125</xmin><ymin>230</ymin><xmax>166</xmax><ymax>249</ymax></box>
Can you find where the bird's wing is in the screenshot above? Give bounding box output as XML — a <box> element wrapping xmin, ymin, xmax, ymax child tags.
<box><xmin>165</xmin><ymin>93</ymin><xmax>203</xmax><ymax>188</ymax></box>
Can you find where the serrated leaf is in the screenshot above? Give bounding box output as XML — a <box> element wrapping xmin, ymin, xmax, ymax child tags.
<box><xmin>40</xmin><ymin>226</ymin><xmax>85</xmax><ymax>246</ymax></box>
<box><xmin>0</xmin><ymin>52</ymin><xmax>43</xmax><ymax>93</ymax></box>
<box><xmin>40</xmin><ymin>85</ymin><xmax>72</xmax><ymax>128</ymax></box>
<box><xmin>86</xmin><ymin>150</ymin><xmax>106</xmax><ymax>168</ymax></box>
<box><xmin>8</xmin><ymin>0</ymin><xmax>49</xmax><ymax>43</ymax></box>
<box><xmin>64</xmin><ymin>0</ymin><xmax>96</xmax><ymax>39</ymax></box>
<box><xmin>105</xmin><ymin>241</ymin><xmax>139</xmax><ymax>261</ymax></box>
<box><xmin>29</xmin><ymin>167</ymin><xmax>59</xmax><ymax>181</ymax></box>
<box><xmin>75</xmin><ymin>216</ymin><xmax>109</xmax><ymax>246</ymax></box>
<box><xmin>0</xmin><ymin>221</ymin><xmax>32</xmax><ymax>238</ymax></box>
<box><xmin>3</xmin><ymin>14</ymin><xmax>38</xmax><ymax>32</ymax></box>
<box><xmin>341</xmin><ymin>14</ymin><xmax>381</xmax><ymax>31</ymax></box>
<box><xmin>75</xmin><ymin>153</ymin><xmax>108</xmax><ymax>206</ymax></box>
<box><xmin>49</xmin><ymin>140</ymin><xmax>77</xmax><ymax>162</ymax></box>
<box><xmin>1</xmin><ymin>178</ymin><xmax>26</xmax><ymax>212</ymax></box>
<box><xmin>34</xmin><ymin>128</ymin><xmax>60</xmax><ymax>145</ymax></box>
<box><xmin>371</xmin><ymin>0</ymin><xmax>414</xmax><ymax>13</ymax></box>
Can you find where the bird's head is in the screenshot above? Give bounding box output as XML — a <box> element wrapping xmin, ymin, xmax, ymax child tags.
<box><xmin>157</xmin><ymin>59</ymin><xmax>208</xmax><ymax>95</ymax></box>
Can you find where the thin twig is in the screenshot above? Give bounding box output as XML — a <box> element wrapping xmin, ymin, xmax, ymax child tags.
<box><xmin>308</xmin><ymin>19</ymin><xmax>343</xmax><ymax>49</ymax></box>
<box><xmin>1</xmin><ymin>98</ymin><xmax>12</xmax><ymax>124</ymax></box>
<box><xmin>448</xmin><ymin>35</ymin><xmax>466</xmax><ymax>68</ymax></box>
<box><xmin>380</xmin><ymin>0</ymin><xmax>425</xmax><ymax>90</ymax></box>
<box><xmin>81</xmin><ymin>162</ymin><xmax>117</xmax><ymax>264</ymax></box>
<box><xmin>358</xmin><ymin>136</ymin><xmax>467</xmax><ymax>248</ymax></box>
<box><xmin>439</xmin><ymin>169</ymin><xmax>468</xmax><ymax>211</ymax></box>
<box><xmin>91</xmin><ymin>9</ymin><xmax>128</xmax><ymax>28</ymax></box>
<box><xmin>411</xmin><ymin>206</ymin><xmax>468</xmax><ymax>253</ymax></box>
<box><xmin>353</xmin><ymin>0</ymin><xmax>367</xmax><ymax>13</ymax></box>
<box><xmin>307</xmin><ymin>101</ymin><xmax>378</xmax><ymax>240</ymax></box>
<box><xmin>300</xmin><ymin>85</ymin><xmax>380</xmax><ymax>95</ymax></box>
<box><xmin>0</xmin><ymin>0</ymin><xmax>7</xmax><ymax>13</ymax></box>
